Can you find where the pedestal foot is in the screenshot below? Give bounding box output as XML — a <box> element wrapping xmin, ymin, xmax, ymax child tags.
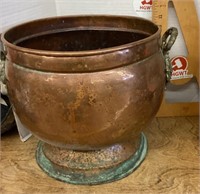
<box><xmin>36</xmin><ymin>133</ymin><xmax>147</xmax><ymax>185</ymax></box>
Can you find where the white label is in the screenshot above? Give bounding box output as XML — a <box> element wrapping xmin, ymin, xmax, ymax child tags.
<box><xmin>133</xmin><ymin>0</ymin><xmax>152</xmax><ymax>20</ymax></box>
<box><xmin>13</xmin><ymin>112</ymin><xmax>32</xmax><ymax>142</ymax></box>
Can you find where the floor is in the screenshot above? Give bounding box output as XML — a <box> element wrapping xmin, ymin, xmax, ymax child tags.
<box><xmin>0</xmin><ymin>117</ymin><xmax>199</xmax><ymax>194</ymax></box>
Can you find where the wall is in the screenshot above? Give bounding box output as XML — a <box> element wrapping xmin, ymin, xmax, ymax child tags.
<box><xmin>55</xmin><ymin>0</ymin><xmax>200</xmax><ymax>20</ymax></box>
<box><xmin>1</xmin><ymin>0</ymin><xmax>199</xmax><ymax>33</ymax></box>
<box><xmin>55</xmin><ymin>0</ymin><xmax>137</xmax><ymax>16</ymax></box>
<box><xmin>194</xmin><ymin>0</ymin><xmax>200</xmax><ymax>19</ymax></box>
<box><xmin>0</xmin><ymin>0</ymin><xmax>57</xmax><ymax>33</ymax></box>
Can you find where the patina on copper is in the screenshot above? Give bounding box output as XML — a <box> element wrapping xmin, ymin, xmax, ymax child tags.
<box><xmin>2</xmin><ymin>15</ymin><xmax>165</xmax><ymax>184</ymax></box>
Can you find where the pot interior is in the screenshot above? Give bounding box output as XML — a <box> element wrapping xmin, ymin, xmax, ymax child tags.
<box><xmin>15</xmin><ymin>28</ymin><xmax>149</xmax><ymax>51</ymax></box>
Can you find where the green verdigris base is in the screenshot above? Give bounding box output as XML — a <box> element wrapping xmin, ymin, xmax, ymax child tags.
<box><xmin>36</xmin><ymin>133</ymin><xmax>147</xmax><ymax>185</ymax></box>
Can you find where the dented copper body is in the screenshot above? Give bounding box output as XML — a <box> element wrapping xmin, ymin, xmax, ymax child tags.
<box><xmin>2</xmin><ymin>15</ymin><xmax>165</xmax><ymax>184</ymax></box>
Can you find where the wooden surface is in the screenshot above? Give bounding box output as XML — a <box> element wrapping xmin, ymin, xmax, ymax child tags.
<box><xmin>156</xmin><ymin>0</ymin><xmax>199</xmax><ymax>117</ymax></box>
<box><xmin>0</xmin><ymin>117</ymin><xmax>199</xmax><ymax>194</ymax></box>
<box><xmin>152</xmin><ymin>0</ymin><xmax>169</xmax><ymax>34</ymax></box>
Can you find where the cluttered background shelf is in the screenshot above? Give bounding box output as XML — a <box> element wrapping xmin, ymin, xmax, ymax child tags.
<box><xmin>1</xmin><ymin>116</ymin><xmax>199</xmax><ymax>194</ymax></box>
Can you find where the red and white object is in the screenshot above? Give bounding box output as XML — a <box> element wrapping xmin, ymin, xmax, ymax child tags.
<box><xmin>171</xmin><ymin>56</ymin><xmax>193</xmax><ymax>80</ymax></box>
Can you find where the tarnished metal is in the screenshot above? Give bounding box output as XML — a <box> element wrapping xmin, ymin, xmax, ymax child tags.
<box><xmin>0</xmin><ymin>35</ymin><xmax>6</xmax><ymax>84</ymax></box>
<box><xmin>36</xmin><ymin>133</ymin><xmax>147</xmax><ymax>185</ymax></box>
<box><xmin>0</xmin><ymin>34</ymin><xmax>15</xmax><ymax>134</ymax></box>
<box><xmin>161</xmin><ymin>27</ymin><xmax>178</xmax><ymax>81</ymax></box>
<box><xmin>1</xmin><ymin>15</ymin><xmax>168</xmax><ymax>184</ymax></box>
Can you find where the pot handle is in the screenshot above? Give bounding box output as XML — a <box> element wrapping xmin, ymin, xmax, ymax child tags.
<box><xmin>0</xmin><ymin>34</ymin><xmax>8</xmax><ymax>96</ymax></box>
<box><xmin>0</xmin><ymin>34</ymin><xmax>6</xmax><ymax>84</ymax></box>
<box><xmin>161</xmin><ymin>27</ymin><xmax>178</xmax><ymax>82</ymax></box>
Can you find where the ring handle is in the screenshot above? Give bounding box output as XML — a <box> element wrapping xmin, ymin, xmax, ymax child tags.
<box><xmin>161</xmin><ymin>27</ymin><xmax>178</xmax><ymax>82</ymax></box>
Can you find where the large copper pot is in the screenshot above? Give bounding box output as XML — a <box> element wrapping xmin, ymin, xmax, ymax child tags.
<box><xmin>1</xmin><ymin>15</ymin><xmax>176</xmax><ymax>185</ymax></box>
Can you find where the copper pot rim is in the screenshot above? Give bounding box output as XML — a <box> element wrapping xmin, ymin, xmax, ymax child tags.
<box><xmin>1</xmin><ymin>15</ymin><xmax>161</xmax><ymax>57</ymax></box>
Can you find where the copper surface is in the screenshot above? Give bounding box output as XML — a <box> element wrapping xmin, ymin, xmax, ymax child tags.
<box><xmin>2</xmin><ymin>15</ymin><xmax>165</xmax><ymax>151</ymax></box>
